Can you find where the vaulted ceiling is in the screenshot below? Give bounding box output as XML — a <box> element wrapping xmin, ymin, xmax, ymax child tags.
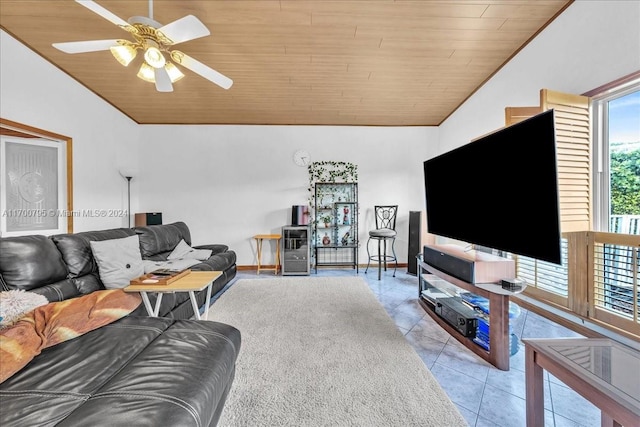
<box><xmin>0</xmin><ymin>0</ymin><xmax>572</xmax><ymax>126</ymax></box>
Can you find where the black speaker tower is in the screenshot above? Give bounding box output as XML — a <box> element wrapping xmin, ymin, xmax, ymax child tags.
<box><xmin>407</xmin><ymin>211</ymin><xmax>422</xmax><ymax>275</ymax></box>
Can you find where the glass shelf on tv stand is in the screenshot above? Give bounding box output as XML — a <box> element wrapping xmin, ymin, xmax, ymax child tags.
<box><xmin>420</xmin><ymin>273</ymin><xmax>459</xmax><ymax>303</ymax></box>
<box><xmin>416</xmin><ymin>254</ymin><xmax>521</xmax><ymax>371</ymax></box>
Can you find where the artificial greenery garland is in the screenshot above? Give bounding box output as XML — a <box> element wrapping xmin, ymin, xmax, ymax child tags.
<box><xmin>307</xmin><ymin>161</ymin><xmax>358</xmax><ymax>185</ymax></box>
<box><xmin>307</xmin><ymin>161</ymin><xmax>358</xmax><ymax>209</ymax></box>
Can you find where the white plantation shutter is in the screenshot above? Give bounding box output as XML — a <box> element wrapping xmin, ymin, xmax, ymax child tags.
<box><xmin>540</xmin><ymin>89</ymin><xmax>592</xmax><ymax>233</ymax></box>
<box><xmin>503</xmin><ymin>89</ymin><xmax>590</xmax><ymax>304</ymax></box>
<box><xmin>505</xmin><ymin>90</ymin><xmax>592</xmax><ymax>234</ymax></box>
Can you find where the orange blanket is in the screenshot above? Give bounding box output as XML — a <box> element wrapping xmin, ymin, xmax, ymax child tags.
<box><xmin>0</xmin><ymin>289</ymin><xmax>141</xmax><ymax>383</ymax></box>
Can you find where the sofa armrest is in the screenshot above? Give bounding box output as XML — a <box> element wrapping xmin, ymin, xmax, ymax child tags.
<box><xmin>193</xmin><ymin>244</ymin><xmax>229</xmax><ymax>256</ymax></box>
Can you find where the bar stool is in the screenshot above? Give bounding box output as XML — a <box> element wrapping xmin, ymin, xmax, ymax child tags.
<box><xmin>365</xmin><ymin>205</ymin><xmax>398</xmax><ymax>280</ymax></box>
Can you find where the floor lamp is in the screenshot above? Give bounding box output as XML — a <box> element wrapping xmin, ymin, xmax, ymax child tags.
<box><xmin>125</xmin><ymin>176</ymin><xmax>132</xmax><ymax>227</ymax></box>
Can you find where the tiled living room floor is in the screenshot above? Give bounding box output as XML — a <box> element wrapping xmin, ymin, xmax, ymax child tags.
<box><xmin>225</xmin><ymin>267</ymin><xmax>601</xmax><ymax>427</ymax></box>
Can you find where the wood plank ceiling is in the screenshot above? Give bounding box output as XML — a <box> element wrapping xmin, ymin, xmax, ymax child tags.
<box><xmin>0</xmin><ymin>0</ymin><xmax>572</xmax><ymax>126</ymax></box>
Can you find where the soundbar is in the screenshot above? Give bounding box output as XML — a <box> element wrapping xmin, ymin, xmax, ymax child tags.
<box><xmin>423</xmin><ymin>244</ymin><xmax>515</xmax><ymax>284</ymax></box>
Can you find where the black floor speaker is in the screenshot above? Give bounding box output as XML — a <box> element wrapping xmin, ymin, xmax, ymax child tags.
<box><xmin>407</xmin><ymin>211</ymin><xmax>422</xmax><ymax>275</ymax></box>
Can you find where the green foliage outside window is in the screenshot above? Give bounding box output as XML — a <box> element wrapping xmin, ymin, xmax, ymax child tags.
<box><xmin>610</xmin><ymin>148</ymin><xmax>640</xmax><ymax>215</ymax></box>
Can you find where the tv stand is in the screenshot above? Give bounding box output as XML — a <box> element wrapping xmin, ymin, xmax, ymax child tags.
<box><xmin>417</xmin><ymin>247</ymin><xmax>522</xmax><ymax>371</ymax></box>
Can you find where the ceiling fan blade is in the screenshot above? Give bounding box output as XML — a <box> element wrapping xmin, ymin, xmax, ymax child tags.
<box><xmin>52</xmin><ymin>39</ymin><xmax>119</xmax><ymax>54</ymax></box>
<box><xmin>158</xmin><ymin>15</ymin><xmax>210</xmax><ymax>45</ymax></box>
<box><xmin>154</xmin><ymin>67</ymin><xmax>173</xmax><ymax>92</ymax></box>
<box><xmin>75</xmin><ymin>0</ymin><xmax>130</xmax><ymax>28</ymax></box>
<box><xmin>171</xmin><ymin>51</ymin><xmax>233</xmax><ymax>90</ymax></box>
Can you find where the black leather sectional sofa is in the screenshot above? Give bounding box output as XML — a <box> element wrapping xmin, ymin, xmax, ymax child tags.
<box><xmin>1</xmin><ymin>221</ymin><xmax>237</xmax><ymax>319</ymax></box>
<box><xmin>0</xmin><ymin>222</ymin><xmax>240</xmax><ymax>426</ymax></box>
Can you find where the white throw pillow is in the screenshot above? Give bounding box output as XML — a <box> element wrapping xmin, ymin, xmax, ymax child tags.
<box><xmin>167</xmin><ymin>239</ymin><xmax>192</xmax><ymax>259</ymax></box>
<box><xmin>167</xmin><ymin>239</ymin><xmax>212</xmax><ymax>261</ymax></box>
<box><xmin>90</xmin><ymin>235</ymin><xmax>144</xmax><ymax>289</ymax></box>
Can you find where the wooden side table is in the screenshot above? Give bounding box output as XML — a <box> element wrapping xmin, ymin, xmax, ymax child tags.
<box><xmin>124</xmin><ymin>271</ymin><xmax>221</xmax><ymax>320</ymax></box>
<box><xmin>524</xmin><ymin>338</ymin><xmax>640</xmax><ymax>427</ymax></box>
<box><xmin>254</xmin><ymin>234</ymin><xmax>281</xmax><ymax>275</ymax></box>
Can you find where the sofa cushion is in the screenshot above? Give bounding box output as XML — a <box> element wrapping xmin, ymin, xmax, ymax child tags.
<box><xmin>51</xmin><ymin>228</ymin><xmax>136</xmax><ymax>279</ymax></box>
<box><xmin>135</xmin><ymin>222</ymin><xmax>192</xmax><ymax>258</ymax></box>
<box><xmin>90</xmin><ymin>236</ymin><xmax>144</xmax><ymax>289</ymax></box>
<box><xmin>193</xmin><ymin>243</ymin><xmax>229</xmax><ymax>256</ymax></box>
<box><xmin>29</xmin><ymin>279</ymin><xmax>85</xmax><ymax>303</ymax></box>
<box><xmin>0</xmin><ymin>316</ymin><xmax>241</xmax><ymax>427</ymax></box>
<box><xmin>191</xmin><ymin>250</ymin><xmax>237</xmax><ymax>272</ymax></box>
<box><xmin>0</xmin><ymin>316</ymin><xmax>174</xmax><ymax>425</ymax></box>
<box><xmin>0</xmin><ymin>235</ymin><xmax>68</xmax><ymax>291</ymax></box>
<box><xmin>56</xmin><ymin>319</ymin><xmax>241</xmax><ymax>427</ymax></box>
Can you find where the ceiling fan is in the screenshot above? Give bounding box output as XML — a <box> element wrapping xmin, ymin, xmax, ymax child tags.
<box><xmin>52</xmin><ymin>0</ymin><xmax>232</xmax><ymax>92</ymax></box>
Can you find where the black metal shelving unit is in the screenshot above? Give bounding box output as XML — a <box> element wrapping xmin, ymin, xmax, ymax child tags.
<box><xmin>313</xmin><ymin>182</ymin><xmax>358</xmax><ymax>272</ymax></box>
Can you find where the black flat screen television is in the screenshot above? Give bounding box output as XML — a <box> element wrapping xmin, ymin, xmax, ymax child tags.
<box><xmin>423</xmin><ymin>109</ymin><xmax>562</xmax><ymax>264</ymax></box>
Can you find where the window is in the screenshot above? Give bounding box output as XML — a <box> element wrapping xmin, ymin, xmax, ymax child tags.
<box><xmin>591</xmin><ymin>78</ymin><xmax>640</xmax><ymax>234</ymax></box>
<box><xmin>589</xmin><ymin>75</ymin><xmax>640</xmax><ymax>334</ymax></box>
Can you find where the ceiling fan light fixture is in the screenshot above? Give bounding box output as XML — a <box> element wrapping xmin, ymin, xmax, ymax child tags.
<box><xmin>52</xmin><ymin>2</ymin><xmax>232</xmax><ymax>92</ymax></box>
<box><xmin>144</xmin><ymin>40</ymin><xmax>166</xmax><ymax>68</ymax></box>
<box><xmin>137</xmin><ymin>62</ymin><xmax>156</xmax><ymax>83</ymax></box>
<box><xmin>165</xmin><ymin>62</ymin><xmax>184</xmax><ymax>83</ymax></box>
<box><xmin>110</xmin><ymin>43</ymin><xmax>137</xmax><ymax>66</ymax></box>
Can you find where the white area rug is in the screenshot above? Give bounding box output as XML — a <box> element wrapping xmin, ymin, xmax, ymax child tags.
<box><xmin>208</xmin><ymin>277</ymin><xmax>467</xmax><ymax>427</ymax></box>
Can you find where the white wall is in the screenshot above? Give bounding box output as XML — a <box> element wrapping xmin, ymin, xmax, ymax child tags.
<box><xmin>1</xmin><ymin>31</ymin><xmax>140</xmax><ymax>232</ymax></box>
<box><xmin>438</xmin><ymin>0</ymin><xmax>640</xmax><ymax>155</ymax></box>
<box><xmin>138</xmin><ymin>125</ymin><xmax>436</xmax><ymax>266</ymax></box>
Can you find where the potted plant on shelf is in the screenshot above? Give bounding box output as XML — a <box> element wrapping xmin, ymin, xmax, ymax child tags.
<box><xmin>320</xmin><ymin>214</ymin><xmax>332</xmax><ymax>228</ymax></box>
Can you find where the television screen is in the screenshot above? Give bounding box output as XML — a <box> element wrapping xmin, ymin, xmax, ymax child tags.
<box><xmin>423</xmin><ymin>109</ymin><xmax>562</xmax><ymax>264</ymax></box>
